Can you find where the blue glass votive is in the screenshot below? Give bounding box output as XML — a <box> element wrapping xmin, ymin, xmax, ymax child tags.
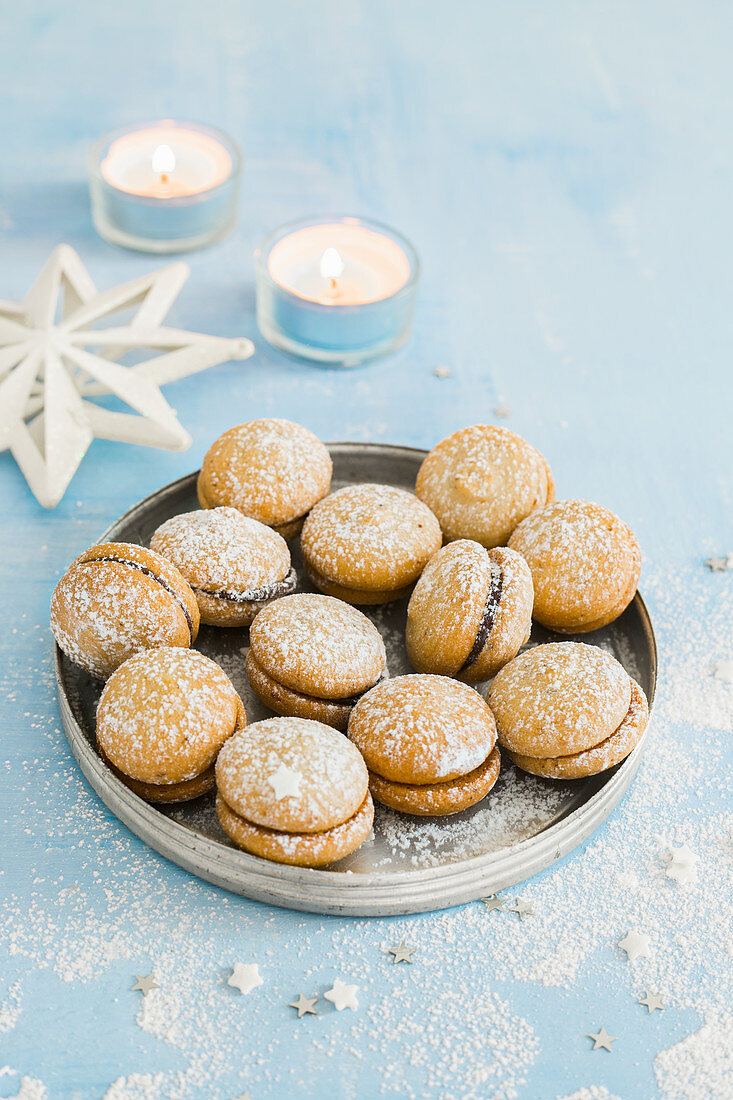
<box><xmin>255</xmin><ymin>216</ymin><xmax>420</xmax><ymax>366</ymax></box>
<box><xmin>89</xmin><ymin>120</ymin><xmax>240</xmax><ymax>254</ymax></box>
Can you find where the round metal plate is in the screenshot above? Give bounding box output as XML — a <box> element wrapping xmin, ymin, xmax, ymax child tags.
<box><xmin>55</xmin><ymin>443</ymin><xmax>657</xmax><ymax>916</ymax></box>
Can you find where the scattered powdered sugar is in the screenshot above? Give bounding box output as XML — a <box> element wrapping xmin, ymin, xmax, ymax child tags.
<box><xmin>557</xmin><ymin>1089</ymin><xmax>622</xmax><ymax>1100</ymax></box>
<box><xmin>654</xmin><ymin>1021</ymin><xmax>733</xmax><ymax>1100</ymax></box>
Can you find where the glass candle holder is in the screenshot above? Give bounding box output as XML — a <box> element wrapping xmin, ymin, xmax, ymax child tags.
<box><xmin>89</xmin><ymin>120</ymin><xmax>241</xmax><ymax>253</ymax></box>
<box><xmin>255</xmin><ymin>216</ymin><xmax>420</xmax><ymax>366</ymax></box>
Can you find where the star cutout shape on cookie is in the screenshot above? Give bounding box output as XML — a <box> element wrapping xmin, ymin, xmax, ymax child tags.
<box><xmin>482</xmin><ymin>894</ymin><xmax>506</xmax><ymax>912</ymax></box>
<box><xmin>228</xmin><ymin>963</ymin><xmax>263</xmax><ymax>995</ymax></box>
<box><xmin>666</xmin><ymin>843</ymin><xmax>698</xmax><ymax>885</ymax></box>
<box><xmin>638</xmin><ymin>990</ymin><xmax>665</xmax><ymax>1013</ymax></box>
<box><xmin>289</xmin><ymin>993</ymin><xmax>318</xmax><ymax>1017</ymax></box>
<box><xmin>588</xmin><ymin>1027</ymin><xmax>617</xmax><ymax>1052</ymax></box>
<box><xmin>0</xmin><ymin>244</ymin><xmax>253</xmax><ymax>508</ymax></box>
<box><xmin>267</xmin><ymin>763</ymin><xmax>303</xmax><ymax>800</ymax></box>
<box><xmin>388</xmin><ymin>942</ymin><xmax>415</xmax><ymax>964</ymax></box>
<box><xmin>619</xmin><ymin>930</ymin><xmax>651</xmax><ymax>961</ymax></box>
<box><xmin>324</xmin><ymin>978</ymin><xmax>359</xmax><ymax>1011</ymax></box>
<box><xmin>131</xmin><ymin>973</ymin><xmax>158</xmax><ymax>995</ymax></box>
<box><xmin>507</xmin><ymin>898</ymin><xmax>535</xmax><ymax>920</ymax></box>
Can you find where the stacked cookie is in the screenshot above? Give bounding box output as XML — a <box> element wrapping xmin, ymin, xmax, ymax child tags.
<box><xmin>51</xmin><ymin>418</ymin><xmax>649</xmax><ymax>872</ymax></box>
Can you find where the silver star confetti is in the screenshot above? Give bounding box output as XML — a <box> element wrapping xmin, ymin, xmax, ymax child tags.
<box><xmin>588</xmin><ymin>1026</ymin><xmax>617</xmax><ymax>1052</ymax></box>
<box><xmin>492</xmin><ymin>403</ymin><xmax>512</xmax><ymax>418</ymax></box>
<box><xmin>619</xmin><ymin>930</ymin><xmax>651</xmax><ymax>961</ymax></box>
<box><xmin>481</xmin><ymin>894</ymin><xmax>506</xmax><ymax>912</ymax></box>
<box><xmin>705</xmin><ymin>554</ymin><xmax>733</xmax><ymax>571</ymax></box>
<box><xmin>433</xmin><ymin>364</ymin><xmax>453</xmax><ymax>379</ymax></box>
<box><xmin>388</xmin><ymin>942</ymin><xmax>415</xmax><ymax>964</ymax></box>
<box><xmin>507</xmin><ymin>898</ymin><xmax>535</xmax><ymax>919</ymax></box>
<box><xmin>638</xmin><ymin>990</ymin><xmax>665</xmax><ymax>1013</ymax></box>
<box><xmin>289</xmin><ymin>993</ymin><xmax>318</xmax><ymax>1017</ymax></box>
<box><xmin>131</xmin><ymin>973</ymin><xmax>158</xmax><ymax>995</ymax></box>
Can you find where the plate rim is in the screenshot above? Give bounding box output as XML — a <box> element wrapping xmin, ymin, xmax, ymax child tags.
<box><xmin>55</xmin><ymin>442</ymin><xmax>657</xmax><ymax>915</ymax></box>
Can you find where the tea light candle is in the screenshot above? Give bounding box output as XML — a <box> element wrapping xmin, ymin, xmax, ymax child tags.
<box><xmin>89</xmin><ymin>121</ymin><xmax>240</xmax><ymax>253</ymax></box>
<box><xmin>255</xmin><ymin>217</ymin><xmax>419</xmax><ymax>366</ymax></box>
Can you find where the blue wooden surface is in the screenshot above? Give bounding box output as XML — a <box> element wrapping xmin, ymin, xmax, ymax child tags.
<box><xmin>1</xmin><ymin>3</ymin><xmax>732</xmax><ymax>1098</ymax></box>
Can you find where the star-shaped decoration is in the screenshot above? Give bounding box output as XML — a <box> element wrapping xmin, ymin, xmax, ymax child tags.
<box><xmin>267</xmin><ymin>763</ymin><xmax>302</xmax><ymax>801</ymax></box>
<box><xmin>619</xmin><ymin>930</ymin><xmax>651</xmax><ymax>961</ymax></box>
<box><xmin>227</xmin><ymin>963</ymin><xmax>263</xmax><ymax>995</ymax></box>
<box><xmin>482</xmin><ymin>894</ymin><xmax>506</xmax><ymax>912</ymax></box>
<box><xmin>507</xmin><ymin>898</ymin><xmax>535</xmax><ymax>920</ymax></box>
<box><xmin>638</xmin><ymin>990</ymin><xmax>665</xmax><ymax>1013</ymax></box>
<box><xmin>289</xmin><ymin>993</ymin><xmax>318</xmax><ymax>1017</ymax></box>
<box><xmin>588</xmin><ymin>1026</ymin><xmax>617</xmax><ymax>1052</ymax></box>
<box><xmin>705</xmin><ymin>556</ymin><xmax>729</xmax><ymax>572</ymax></box>
<box><xmin>492</xmin><ymin>403</ymin><xmax>512</xmax><ymax>418</ymax></box>
<box><xmin>0</xmin><ymin>244</ymin><xmax>253</xmax><ymax>508</ymax></box>
<box><xmin>433</xmin><ymin>364</ymin><xmax>453</xmax><ymax>379</ymax></box>
<box><xmin>324</xmin><ymin>978</ymin><xmax>359</xmax><ymax>1011</ymax></box>
<box><xmin>388</xmin><ymin>942</ymin><xmax>415</xmax><ymax>964</ymax></box>
<box><xmin>666</xmin><ymin>843</ymin><xmax>698</xmax><ymax>885</ymax></box>
<box><xmin>131</xmin><ymin>973</ymin><xmax>158</xmax><ymax>995</ymax></box>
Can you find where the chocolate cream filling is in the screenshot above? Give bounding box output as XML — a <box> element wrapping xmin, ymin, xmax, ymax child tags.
<box><xmin>459</xmin><ymin>560</ymin><xmax>503</xmax><ymax>673</ymax></box>
<box><xmin>84</xmin><ymin>556</ymin><xmax>195</xmax><ymax>644</ymax></box>
<box><xmin>273</xmin><ymin>666</ymin><xmax>388</xmax><ymax>711</ymax></box>
<box><xmin>194</xmin><ymin>567</ymin><xmax>297</xmax><ymax>606</ymax></box>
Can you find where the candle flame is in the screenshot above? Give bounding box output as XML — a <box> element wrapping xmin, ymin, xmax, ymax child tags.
<box><xmin>320</xmin><ymin>247</ymin><xmax>344</xmax><ymax>281</ymax></box>
<box><xmin>152</xmin><ymin>143</ymin><xmax>176</xmax><ymax>176</ymax></box>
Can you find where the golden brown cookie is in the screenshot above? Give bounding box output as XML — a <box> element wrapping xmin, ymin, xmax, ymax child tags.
<box><xmin>247</xmin><ymin>594</ymin><xmax>386</xmax><ymax>730</ymax></box>
<box><xmin>51</xmin><ymin>542</ymin><xmax>200</xmax><ymax>680</ymax></box>
<box><xmin>300</xmin><ymin>484</ymin><xmax>442</xmax><ymax>605</ymax></box>
<box><xmin>215</xmin><ymin>717</ymin><xmax>373</xmax><ymax>866</ymax></box>
<box><xmin>507</xmin><ymin>678</ymin><xmax>648</xmax><ymax>779</ymax></box>
<box><xmin>96</xmin><ymin>647</ymin><xmax>245</xmax><ymax>802</ymax></box>
<box><xmin>508</xmin><ymin>499</ymin><xmax>642</xmax><ymax>632</ymax></box>
<box><xmin>406</xmin><ymin>541</ymin><xmax>533</xmax><ymax>683</ymax></box>
<box><xmin>150</xmin><ymin>507</ymin><xmax>296</xmax><ymax>627</ymax></box>
<box><xmin>348</xmin><ymin>674</ymin><xmax>499</xmax><ymax>815</ymax></box>
<box><xmin>415</xmin><ymin>425</ymin><xmax>554</xmax><ymax>547</ymax></box>
<box><xmin>488</xmin><ymin>641</ymin><xmax>647</xmax><ymax>778</ymax></box>
<box><xmin>197</xmin><ymin>419</ymin><xmax>332</xmax><ymax>538</ymax></box>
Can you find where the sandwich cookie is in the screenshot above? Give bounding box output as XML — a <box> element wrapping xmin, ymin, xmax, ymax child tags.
<box><xmin>508</xmin><ymin>499</ymin><xmax>642</xmax><ymax>632</ymax></box>
<box><xmin>150</xmin><ymin>507</ymin><xmax>296</xmax><ymax>628</ymax></box>
<box><xmin>96</xmin><ymin>647</ymin><xmax>245</xmax><ymax>802</ymax></box>
<box><xmin>197</xmin><ymin>419</ymin><xmax>332</xmax><ymax>539</ymax></box>
<box><xmin>247</xmin><ymin>594</ymin><xmax>387</xmax><ymax>730</ymax></box>
<box><xmin>51</xmin><ymin>542</ymin><xmax>200</xmax><ymax>680</ymax></box>
<box><xmin>215</xmin><ymin>717</ymin><xmax>374</xmax><ymax>866</ymax></box>
<box><xmin>301</xmin><ymin>483</ymin><xmax>442</xmax><ymax>605</ymax></box>
<box><xmin>406</xmin><ymin>541</ymin><xmax>533</xmax><ymax>683</ymax></box>
<box><xmin>488</xmin><ymin>641</ymin><xmax>648</xmax><ymax>779</ymax></box>
<box><xmin>348</xmin><ymin>674</ymin><xmax>500</xmax><ymax>816</ymax></box>
<box><xmin>415</xmin><ymin>425</ymin><xmax>554</xmax><ymax>547</ymax></box>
